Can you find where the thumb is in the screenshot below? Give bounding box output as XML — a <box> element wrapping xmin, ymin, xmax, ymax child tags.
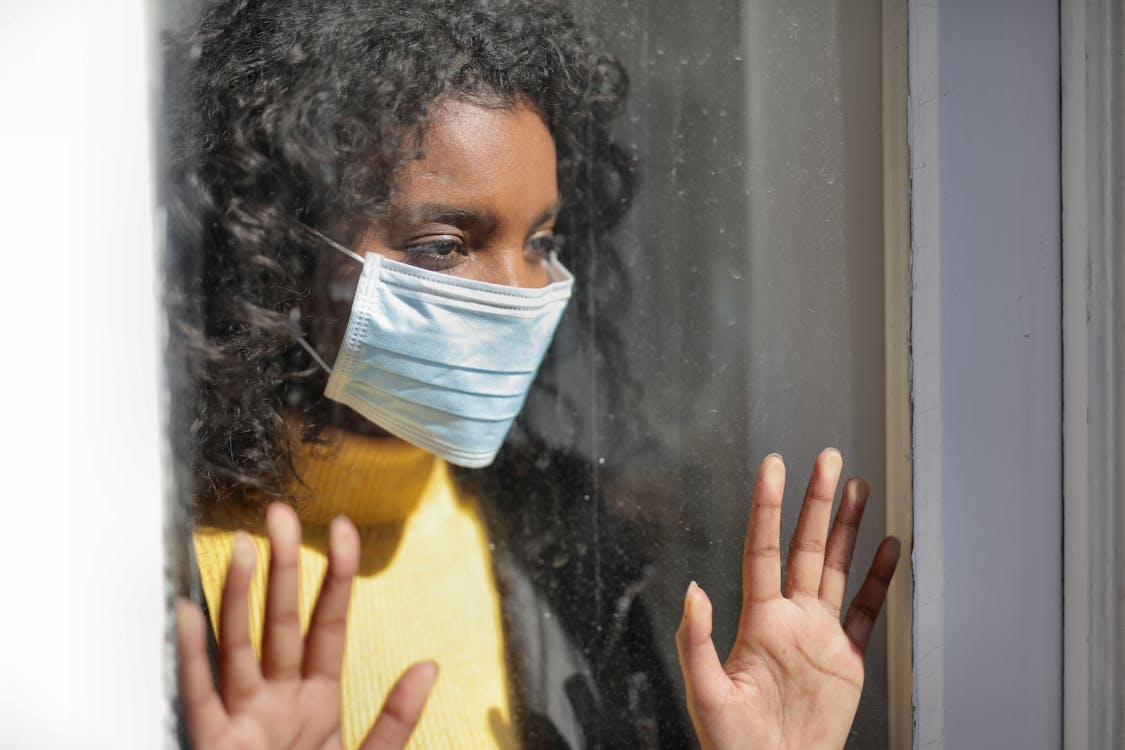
<box><xmin>360</xmin><ymin>660</ymin><xmax>439</xmax><ymax>750</ymax></box>
<box><xmin>675</xmin><ymin>581</ymin><xmax>731</xmax><ymax>715</ymax></box>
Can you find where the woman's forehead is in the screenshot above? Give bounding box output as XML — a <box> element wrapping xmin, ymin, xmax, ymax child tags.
<box><xmin>392</xmin><ymin>99</ymin><xmax>559</xmax><ymax>219</ymax></box>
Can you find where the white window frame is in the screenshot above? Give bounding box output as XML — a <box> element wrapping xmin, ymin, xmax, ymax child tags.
<box><xmin>1062</xmin><ymin>0</ymin><xmax>1125</xmax><ymax>747</ymax></box>
<box><xmin>907</xmin><ymin>1</ymin><xmax>1064</xmax><ymax>748</ymax></box>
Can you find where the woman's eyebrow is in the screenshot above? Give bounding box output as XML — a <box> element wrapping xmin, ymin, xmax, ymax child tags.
<box><xmin>529</xmin><ymin>201</ymin><xmax>562</xmax><ymax>229</ymax></box>
<box><xmin>393</xmin><ymin>201</ymin><xmax>561</xmax><ymax>231</ymax></box>
<box><xmin>395</xmin><ymin>203</ymin><xmax>498</xmax><ymax>231</ymax></box>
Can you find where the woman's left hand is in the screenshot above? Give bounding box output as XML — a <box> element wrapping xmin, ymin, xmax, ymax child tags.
<box><xmin>676</xmin><ymin>449</ymin><xmax>900</xmax><ymax>750</ymax></box>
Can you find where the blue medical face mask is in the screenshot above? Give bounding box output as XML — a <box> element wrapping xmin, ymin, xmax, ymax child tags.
<box><xmin>300</xmin><ymin>231</ymin><xmax>574</xmax><ymax>468</ymax></box>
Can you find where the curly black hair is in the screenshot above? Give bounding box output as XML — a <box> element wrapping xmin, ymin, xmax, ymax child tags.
<box><xmin>163</xmin><ymin>0</ymin><xmax>636</xmax><ymax>507</ymax></box>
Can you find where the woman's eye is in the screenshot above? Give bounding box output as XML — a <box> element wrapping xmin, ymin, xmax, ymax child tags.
<box><xmin>402</xmin><ymin>238</ymin><xmax>465</xmax><ymax>270</ymax></box>
<box><xmin>527</xmin><ymin>233</ymin><xmax>565</xmax><ymax>260</ymax></box>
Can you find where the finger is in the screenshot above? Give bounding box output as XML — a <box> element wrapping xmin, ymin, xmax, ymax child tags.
<box><xmin>176</xmin><ymin>599</ymin><xmax>229</xmax><ymax>746</ymax></box>
<box><xmin>675</xmin><ymin>581</ymin><xmax>731</xmax><ymax>717</ymax></box>
<box><xmin>217</xmin><ymin>531</ymin><xmax>263</xmax><ymax>705</ymax></box>
<box><xmin>818</xmin><ymin>476</ymin><xmax>869</xmax><ymax>614</ymax></box>
<box><xmin>261</xmin><ymin>503</ymin><xmax>304</xmax><ymax>680</ymax></box>
<box><xmin>843</xmin><ymin>536</ymin><xmax>901</xmax><ymax>654</ymax></box>
<box><xmin>742</xmin><ymin>453</ymin><xmax>786</xmax><ymax>603</ymax></box>
<box><xmin>302</xmin><ymin>515</ymin><xmax>360</xmax><ymax>680</ymax></box>
<box><xmin>359</xmin><ymin>661</ymin><xmax>439</xmax><ymax>750</ymax></box>
<box><xmin>784</xmin><ymin>448</ymin><xmax>843</xmax><ymax>598</ymax></box>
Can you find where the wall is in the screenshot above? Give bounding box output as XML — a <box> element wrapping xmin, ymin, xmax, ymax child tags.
<box><xmin>0</xmin><ymin>1</ymin><xmax>166</xmax><ymax>747</ymax></box>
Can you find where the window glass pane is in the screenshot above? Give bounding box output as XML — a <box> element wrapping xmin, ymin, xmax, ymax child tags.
<box><xmin>562</xmin><ymin>1</ymin><xmax>890</xmax><ymax>745</ymax></box>
<box><xmin>161</xmin><ymin>1</ymin><xmax>891</xmax><ymax>746</ymax></box>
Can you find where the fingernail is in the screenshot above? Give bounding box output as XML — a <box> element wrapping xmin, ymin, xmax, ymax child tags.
<box><xmin>682</xmin><ymin>582</ymin><xmax>696</xmax><ymax>621</ymax></box>
<box><xmin>267</xmin><ymin>504</ymin><xmax>298</xmax><ymax>546</ymax></box>
<box><xmin>888</xmin><ymin>537</ymin><xmax>902</xmax><ymax>557</ymax></box>
<box><xmin>328</xmin><ymin>515</ymin><xmax>356</xmax><ymax>566</ymax></box>
<box><xmin>843</xmin><ymin>476</ymin><xmax>870</xmax><ymax>501</ymax></box>
<box><xmin>232</xmin><ymin>531</ymin><xmax>255</xmax><ymax>569</ymax></box>
<box><xmin>174</xmin><ymin>598</ymin><xmax>194</xmax><ymax>629</ymax></box>
<box><xmin>765</xmin><ymin>452</ymin><xmax>783</xmax><ymax>463</ymax></box>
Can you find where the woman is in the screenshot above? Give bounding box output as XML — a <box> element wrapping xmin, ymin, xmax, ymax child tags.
<box><xmin>167</xmin><ymin>1</ymin><xmax>900</xmax><ymax>747</ymax></box>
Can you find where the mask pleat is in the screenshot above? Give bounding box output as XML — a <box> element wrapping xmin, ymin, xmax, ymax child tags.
<box><xmin>321</xmin><ymin>251</ymin><xmax>574</xmax><ymax>467</ymax></box>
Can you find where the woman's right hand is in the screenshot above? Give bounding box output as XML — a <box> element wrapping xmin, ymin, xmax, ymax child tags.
<box><xmin>176</xmin><ymin>504</ymin><xmax>437</xmax><ymax>749</ymax></box>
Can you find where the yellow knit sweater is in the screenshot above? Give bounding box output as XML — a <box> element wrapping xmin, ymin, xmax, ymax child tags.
<box><xmin>193</xmin><ymin>431</ymin><xmax>519</xmax><ymax>749</ymax></box>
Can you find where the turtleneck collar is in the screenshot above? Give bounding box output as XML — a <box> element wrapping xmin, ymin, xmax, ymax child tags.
<box><xmin>288</xmin><ymin>429</ymin><xmax>447</xmax><ymax>526</ymax></box>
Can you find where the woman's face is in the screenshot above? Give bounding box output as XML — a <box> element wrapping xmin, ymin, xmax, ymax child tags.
<box><xmin>358</xmin><ymin>98</ymin><xmax>561</xmax><ymax>288</ymax></box>
<box><xmin>310</xmin><ymin>98</ymin><xmax>561</xmax><ymax>431</ymax></box>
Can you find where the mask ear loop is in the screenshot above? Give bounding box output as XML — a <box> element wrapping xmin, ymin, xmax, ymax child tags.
<box><xmin>298</xmin><ymin>227</ymin><xmax>366</xmax><ymax>375</ymax></box>
<box><xmin>297</xmin><ymin>337</ymin><xmax>333</xmax><ymax>375</ymax></box>
<box><xmin>306</xmin><ymin>226</ymin><xmax>365</xmax><ymax>263</ymax></box>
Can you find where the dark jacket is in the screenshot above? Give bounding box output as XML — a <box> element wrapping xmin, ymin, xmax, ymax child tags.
<box><xmin>465</xmin><ymin>441</ymin><xmax>693</xmax><ymax>749</ymax></box>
